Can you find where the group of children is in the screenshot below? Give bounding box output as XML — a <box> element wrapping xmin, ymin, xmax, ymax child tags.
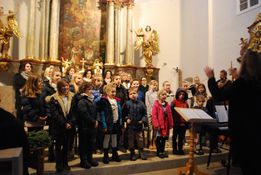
<box><xmin>15</xmin><ymin>63</ymin><xmax>218</xmax><ymax>173</ymax></box>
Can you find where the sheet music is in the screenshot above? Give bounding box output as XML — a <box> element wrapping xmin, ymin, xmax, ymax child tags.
<box><xmin>194</xmin><ymin>109</ymin><xmax>214</xmax><ymax>120</ymax></box>
<box><xmin>215</xmin><ymin>105</ymin><xmax>228</xmax><ymax>123</ymax></box>
<box><xmin>175</xmin><ymin>107</ymin><xmax>216</xmax><ymax>123</ymax></box>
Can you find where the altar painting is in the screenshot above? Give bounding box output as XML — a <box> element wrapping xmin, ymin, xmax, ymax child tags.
<box><xmin>59</xmin><ymin>0</ymin><xmax>106</xmax><ymax>66</ymax></box>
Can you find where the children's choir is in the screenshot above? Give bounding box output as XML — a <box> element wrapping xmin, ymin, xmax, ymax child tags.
<box><xmin>16</xmin><ymin>65</ymin><xmax>229</xmax><ymax>173</ymax></box>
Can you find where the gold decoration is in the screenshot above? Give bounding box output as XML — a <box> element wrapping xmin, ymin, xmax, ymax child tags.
<box><xmin>92</xmin><ymin>58</ymin><xmax>103</xmax><ymax>75</ymax></box>
<box><xmin>135</xmin><ymin>25</ymin><xmax>160</xmax><ymax>68</ymax></box>
<box><xmin>239</xmin><ymin>13</ymin><xmax>261</xmax><ymax>60</ymax></box>
<box><xmin>0</xmin><ymin>61</ymin><xmax>8</xmax><ymax>71</ymax></box>
<box><xmin>0</xmin><ymin>8</ymin><xmax>22</xmax><ymax>59</ymax></box>
<box><xmin>80</xmin><ymin>57</ymin><xmax>87</xmax><ymax>72</ymax></box>
<box><xmin>247</xmin><ymin>13</ymin><xmax>261</xmax><ymax>54</ymax></box>
<box><xmin>145</xmin><ymin>67</ymin><xmax>154</xmax><ymax>79</ymax></box>
<box><xmin>61</xmin><ymin>57</ymin><xmax>71</xmax><ymax>76</ymax></box>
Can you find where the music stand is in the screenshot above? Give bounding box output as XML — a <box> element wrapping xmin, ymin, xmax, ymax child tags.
<box><xmin>175</xmin><ymin>107</ymin><xmax>216</xmax><ymax>175</ymax></box>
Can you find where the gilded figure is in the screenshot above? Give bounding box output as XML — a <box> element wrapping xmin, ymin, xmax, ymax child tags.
<box><xmin>135</xmin><ymin>25</ymin><xmax>159</xmax><ymax>67</ymax></box>
<box><xmin>92</xmin><ymin>58</ymin><xmax>103</xmax><ymax>75</ymax></box>
<box><xmin>0</xmin><ymin>8</ymin><xmax>22</xmax><ymax>59</ymax></box>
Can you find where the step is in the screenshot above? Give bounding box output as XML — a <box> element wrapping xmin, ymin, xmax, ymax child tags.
<box><xmin>30</xmin><ymin>146</ymin><xmax>229</xmax><ymax>175</ymax></box>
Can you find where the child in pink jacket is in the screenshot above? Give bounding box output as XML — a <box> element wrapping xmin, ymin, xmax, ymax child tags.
<box><xmin>152</xmin><ymin>89</ymin><xmax>173</xmax><ymax>158</ymax></box>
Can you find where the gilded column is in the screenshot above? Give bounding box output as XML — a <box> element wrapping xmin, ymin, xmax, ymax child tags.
<box><xmin>125</xmin><ymin>1</ymin><xmax>134</xmax><ymax>65</ymax></box>
<box><xmin>26</xmin><ymin>0</ymin><xmax>36</xmax><ymax>59</ymax></box>
<box><xmin>114</xmin><ymin>0</ymin><xmax>122</xmax><ymax>65</ymax></box>
<box><xmin>49</xmin><ymin>0</ymin><xmax>60</xmax><ymax>61</ymax></box>
<box><xmin>105</xmin><ymin>0</ymin><xmax>115</xmax><ymax>65</ymax></box>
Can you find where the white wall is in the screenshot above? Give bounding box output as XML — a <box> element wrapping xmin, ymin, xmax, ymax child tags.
<box><xmin>180</xmin><ymin>0</ymin><xmax>260</xmax><ymax>85</ymax></box>
<box><xmin>180</xmin><ymin>0</ymin><xmax>209</xmax><ymax>84</ymax></box>
<box><xmin>211</xmin><ymin>0</ymin><xmax>260</xmax><ymax>77</ymax></box>
<box><xmin>134</xmin><ymin>0</ymin><xmax>181</xmax><ymax>91</ymax></box>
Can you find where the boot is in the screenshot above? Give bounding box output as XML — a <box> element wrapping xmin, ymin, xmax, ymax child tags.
<box><xmin>112</xmin><ymin>148</ymin><xmax>121</xmax><ymax>162</ymax></box>
<box><xmin>155</xmin><ymin>137</ymin><xmax>161</xmax><ymax>156</ymax></box>
<box><xmin>172</xmin><ymin>140</ymin><xmax>179</xmax><ymax>154</ymax></box>
<box><xmin>80</xmin><ymin>161</ymin><xmax>91</xmax><ymax>169</ymax></box>
<box><xmin>178</xmin><ymin>142</ymin><xmax>185</xmax><ymax>155</ymax></box>
<box><xmin>161</xmin><ymin>139</ymin><xmax>168</xmax><ymax>158</ymax></box>
<box><xmin>48</xmin><ymin>144</ymin><xmax>55</xmax><ymax>162</ymax></box>
<box><xmin>130</xmin><ymin>149</ymin><xmax>137</xmax><ymax>161</ymax></box>
<box><xmin>103</xmin><ymin>149</ymin><xmax>109</xmax><ymax>164</ymax></box>
<box><xmin>87</xmin><ymin>152</ymin><xmax>99</xmax><ymax>167</ymax></box>
<box><xmin>139</xmin><ymin>149</ymin><xmax>147</xmax><ymax>160</ymax></box>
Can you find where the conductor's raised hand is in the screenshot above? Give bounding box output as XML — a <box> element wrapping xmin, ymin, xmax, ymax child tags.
<box><xmin>204</xmin><ymin>66</ymin><xmax>215</xmax><ymax>79</ymax></box>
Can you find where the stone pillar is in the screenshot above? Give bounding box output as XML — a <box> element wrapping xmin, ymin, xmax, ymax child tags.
<box><xmin>105</xmin><ymin>0</ymin><xmax>115</xmax><ymax>65</ymax></box>
<box><xmin>114</xmin><ymin>0</ymin><xmax>122</xmax><ymax>66</ymax></box>
<box><xmin>39</xmin><ymin>0</ymin><xmax>47</xmax><ymax>61</ymax></box>
<box><xmin>26</xmin><ymin>0</ymin><xmax>36</xmax><ymax>59</ymax></box>
<box><xmin>125</xmin><ymin>2</ymin><xmax>134</xmax><ymax>65</ymax></box>
<box><xmin>49</xmin><ymin>0</ymin><xmax>60</xmax><ymax>61</ymax></box>
<box><xmin>45</xmin><ymin>0</ymin><xmax>51</xmax><ymax>59</ymax></box>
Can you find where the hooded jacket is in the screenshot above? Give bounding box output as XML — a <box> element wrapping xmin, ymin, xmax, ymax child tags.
<box><xmin>171</xmin><ymin>88</ymin><xmax>189</xmax><ymax>125</ymax></box>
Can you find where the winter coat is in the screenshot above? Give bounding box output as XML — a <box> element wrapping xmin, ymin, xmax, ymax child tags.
<box><xmin>21</xmin><ymin>93</ymin><xmax>46</xmax><ymax>122</ymax></box>
<box><xmin>116</xmin><ymin>84</ymin><xmax>128</xmax><ymax>106</ymax></box>
<box><xmin>152</xmin><ymin>100</ymin><xmax>173</xmax><ymax>137</ymax></box>
<box><xmin>171</xmin><ymin>88</ymin><xmax>189</xmax><ymax>125</ymax></box>
<box><xmin>123</xmin><ymin>99</ymin><xmax>147</xmax><ymax>131</ymax></box>
<box><xmin>98</xmin><ymin>96</ymin><xmax>122</xmax><ymax>132</ymax></box>
<box><xmin>48</xmin><ymin>92</ymin><xmax>75</xmax><ymax>138</ymax></box>
<box><xmin>77</xmin><ymin>94</ymin><xmax>97</xmax><ymax>131</ymax></box>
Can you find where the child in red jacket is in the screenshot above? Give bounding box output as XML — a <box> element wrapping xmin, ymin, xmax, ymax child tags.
<box><xmin>152</xmin><ymin>89</ymin><xmax>173</xmax><ymax>158</ymax></box>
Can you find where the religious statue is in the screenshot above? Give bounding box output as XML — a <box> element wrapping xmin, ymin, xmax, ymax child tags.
<box><xmin>135</xmin><ymin>25</ymin><xmax>160</xmax><ymax>67</ymax></box>
<box><xmin>84</xmin><ymin>46</ymin><xmax>94</xmax><ymax>61</ymax></box>
<box><xmin>70</xmin><ymin>41</ymin><xmax>83</xmax><ymax>65</ymax></box>
<box><xmin>61</xmin><ymin>57</ymin><xmax>71</xmax><ymax>76</ymax></box>
<box><xmin>239</xmin><ymin>38</ymin><xmax>248</xmax><ymax>56</ymax></box>
<box><xmin>0</xmin><ymin>8</ymin><xmax>22</xmax><ymax>59</ymax></box>
<box><xmin>92</xmin><ymin>58</ymin><xmax>103</xmax><ymax>75</ymax></box>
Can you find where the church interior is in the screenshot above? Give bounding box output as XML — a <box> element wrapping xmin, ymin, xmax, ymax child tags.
<box><xmin>0</xmin><ymin>0</ymin><xmax>260</xmax><ymax>174</ymax></box>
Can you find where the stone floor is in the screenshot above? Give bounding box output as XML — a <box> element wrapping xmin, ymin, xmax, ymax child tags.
<box><xmin>29</xmin><ymin>145</ymin><xmax>241</xmax><ymax>175</ymax></box>
<box><xmin>131</xmin><ymin>162</ymin><xmax>242</xmax><ymax>175</ymax></box>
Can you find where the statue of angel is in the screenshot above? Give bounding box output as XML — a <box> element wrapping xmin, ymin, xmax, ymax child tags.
<box><xmin>135</xmin><ymin>25</ymin><xmax>159</xmax><ymax>67</ymax></box>
<box><xmin>0</xmin><ymin>9</ymin><xmax>22</xmax><ymax>59</ymax></box>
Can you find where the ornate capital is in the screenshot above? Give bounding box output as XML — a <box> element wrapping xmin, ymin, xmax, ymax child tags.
<box><xmin>123</xmin><ymin>0</ymin><xmax>134</xmax><ymax>7</ymax></box>
<box><xmin>99</xmin><ymin>0</ymin><xmax>114</xmax><ymax>3</ymax></box>
<box><xmin>114</xmin><ymin>0</ymin><xmax>123</xmax><ymax>8</ymax></box>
